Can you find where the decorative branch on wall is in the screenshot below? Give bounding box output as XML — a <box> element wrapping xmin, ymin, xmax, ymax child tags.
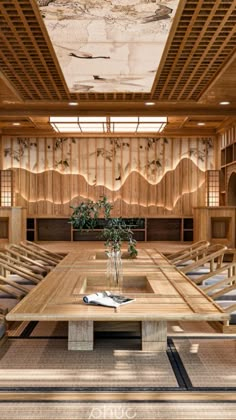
<box><xmin>55</xmin><ymin>159</ymin><xmax>70</xmax><ymax>170</ymax></box>
<box><xmin>2</xmin><ymin>135</ymin><xmax>215</xmax><ymax>217</ymax></box>
<box><xmin>3</xmin><ymin>136</ymin><xmax>214</xmax><ymax>181</ymax></box>
<box><xmin>4</xmin><ymin>137</ymin><xmax>32</xmax><ymax>162</ymax></box>
<box><xmin>189</xmin><ymin>138</ymin><xmax>213</xmax><ymax>161</ymax></box>
<box><xmin>54</xmin><ymin>138</ymin><xmax>76</xmax><ymax>150</ymax></box>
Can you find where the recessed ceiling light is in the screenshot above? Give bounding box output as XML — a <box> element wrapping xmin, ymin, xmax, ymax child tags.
<box><xmin>3</xmin><ymin>100</ymin><xmax>16</xmax><ymax>104</ymax></box>
<box><xmin>12</xmin><ymin>122</ymin><xmax>20</xmax><ymax>126</ymax></box>
<box><xmin>219</xmin><ymin>101</ymin><xmax>230</xmax><ymax>105</ymax></box>
<box><xmin>145</xmin><ymin>102</ymin><xmax>155</xmax><ymax>106</ymax></box>
<box><xmin>68</xmin><ymin>102</ymin><xmax>79</xmax><ymax>106</ymax></box>
<box><xmin>197</xmin><ymin>122</ymin><xmax>205</xmax><ymax>126</ymax></box>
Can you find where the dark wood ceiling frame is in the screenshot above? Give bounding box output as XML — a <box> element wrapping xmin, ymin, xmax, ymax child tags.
<box><xmin>29</xmin><ymin>0</ymin><xmax>70</xmax><ymax>99</ymax></box>
<box><xmin>0</xmin><ymin>0</ymin><xmax>69</xmax><ymax>101</ymax></box>
<box><xmin>152</xmin><ymin>0</ymin><xmax>236</xmax><ymax>101</ymax></box>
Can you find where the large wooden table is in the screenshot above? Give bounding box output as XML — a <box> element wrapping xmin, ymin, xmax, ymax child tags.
<box><xmin>6</xmin><ymin>249</ymin><xmax>229</xmax><ymax>351</ymax></box>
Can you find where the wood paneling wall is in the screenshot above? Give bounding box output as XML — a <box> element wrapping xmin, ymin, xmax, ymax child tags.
<box><xmin>0</xmin><ymin>136</ymin><xmax>216</xmax><ymax>217</ymax></box>
<box><xmin>220</xmin><ymin>124</ymin><xmax>236</xmax><ymax>148</ymax></box>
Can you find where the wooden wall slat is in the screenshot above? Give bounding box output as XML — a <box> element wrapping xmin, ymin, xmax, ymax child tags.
<box><xmin>1</xmin><ymin>136</ymin><xmax>216</xmax><ymax>217</ymax></box>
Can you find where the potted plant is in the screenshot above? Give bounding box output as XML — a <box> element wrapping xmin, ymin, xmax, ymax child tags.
<box><xmin>69</xmin><ymin>196</ymin><xmax>138</xmax><ymax>287</ymax></box>
<box><xmin>102</xmin><ymin>218</ymin><xmax>137</xmax><ymax>258</ymax></box>
<box><xmin>69</xmin><ymin>196</ymin><xmax>138</xmax><ymax>256</ymax></box>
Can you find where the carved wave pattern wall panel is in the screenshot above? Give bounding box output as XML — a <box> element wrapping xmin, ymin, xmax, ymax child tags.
<box><xmin>2</xmin><ymin>136</ymin><xmax>215</xmax><ymax>216</ymax></box>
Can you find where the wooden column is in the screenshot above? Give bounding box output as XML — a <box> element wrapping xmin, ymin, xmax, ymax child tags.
<box><xmin>68</xmin><ymin>320</ymin><xmax>94</xmax><ymax>351</ymax></box>
<box><xmin>142</xmin><ymin>320</ymin><xmax>167</xmax><ymax>351</ymax></box>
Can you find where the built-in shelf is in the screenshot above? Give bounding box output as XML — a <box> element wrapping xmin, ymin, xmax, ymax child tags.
<box><xmin>221</xmin><ymin>143</ymin><xmax>236</xmax><ymax>167</ymax></box>
<box><xmin>27</xmin><ymin>217</ymin><xmax>193</xmax><ymax>242</ymax></box>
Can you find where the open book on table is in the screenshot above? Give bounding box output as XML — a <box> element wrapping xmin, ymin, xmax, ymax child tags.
<box><xmin>83</xmin><ymin>291</ymin><xmax>135</xmax><ymax>308</ymax></box>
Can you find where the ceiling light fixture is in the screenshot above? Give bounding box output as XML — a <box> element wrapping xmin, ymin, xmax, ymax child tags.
<box><xmin>197</xmin><ymin>122</ymin><xmax>205</xmax><ymax>126</ymax></box>
<box><xmin>145</xmin><ymin>102</ymin><xmax>155</xmax><ymax>106</ymax></box>
<box><xmin>50</xmin><ymin>116</ymin><xmax>167</xmax><ymax>134</ymax></box>
<box><xmin>68</xmin><ymin>102</ymin><xmax>79</xmax><ymax>106</ymax></box>
<box><xmin>219</xmin><ymin>101</ymin><xmax>230</xmax><ymax>105</ymax></box>
<box><xmin>12</xmin><ymin>122</ymin><xmax>21</xmax><ymax>126</ymax></box>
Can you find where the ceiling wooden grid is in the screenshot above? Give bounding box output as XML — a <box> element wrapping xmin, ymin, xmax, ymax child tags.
<box><xmin>153</xmin><ymin>0</ymin><xmax>236</xmax><ymax>101</ymax></box>
<box><xmin>0</xmin><ymin>0</ymin><xmax>236</xmax><ymax>135</ymax></box>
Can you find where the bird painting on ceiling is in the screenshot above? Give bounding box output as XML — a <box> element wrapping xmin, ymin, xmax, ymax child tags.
<box><xmin>71</xmin><ymin>83</ymin><xmax>94</xmax><ymax>92</ymax></box>
<box><xmin>142</xmin><ymin>5</ymin><xmax>173</xmax><ymax>23</ymax></box>
<box><xmin>69</xmin><ymin>53</ymin><xmax>110</xmax><ymax>60</ymax></box>
<box><xmin>91</xmin><ymin>75</ymin><xmax>144</xmax><ymax>87</ymax></box>
<box><xmin>38</xmin><ymin>0</ymin><xmax>54</xmax><ymax>6</ymax></box>
<box><xmin>72</xmin><ymin>74</ymin><xmax>145</xmax><ymax>92</ymax></box>
<box><xmin>52</xmin><ymin>44</ymin><xmax>110</xmax><ymax>63</ymax></box>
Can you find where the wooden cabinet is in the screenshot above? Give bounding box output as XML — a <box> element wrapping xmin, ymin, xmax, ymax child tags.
<box><xmin>147</xmin><ymin>219</ymin><xmax>181</xmax><ymax>241</ymax></box>
<box><xmin>26</xmin><ymin>218</ymin><xmax>35</xmax><ymax>241</ymax></box>
<box><xmin>193</xmin><ymin>207</ymin><xmax>236</xmax><ymax>247</ymax></box>
<box><xmin>183</xmin><ymin>218</ymin><xmax>194</xmax><ymax>241</ymax></box>
<box><xmin>0</xmin><ymin>207</ymin><xmax>26</xmax><ymax>245</ymax></box>
<box><xmin>0</xmin><ymin>218</ymin><xmax>8</xmax><ymax>240</ymax></box>
<box><xmin>37</xmin><ymin>219</ymin><xmax>71</xmax><ymax>241</ymax></box>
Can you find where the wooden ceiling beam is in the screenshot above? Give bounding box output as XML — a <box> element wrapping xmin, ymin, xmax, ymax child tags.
<box><xmin>0</xmin><ymin>127</ymin><xmax>217</xmax><ymax>137</ymax></box>
<box><xmin>0</xmin><ymin>103</ymin><xmax>236</xmax><ymax>117</ymax></box>
<box><xmin>216</xmin><ymin>116</ymin><xmax>236</xmax><ymax>134</ymax></box>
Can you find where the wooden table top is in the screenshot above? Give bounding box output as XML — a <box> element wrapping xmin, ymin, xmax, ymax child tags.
<box><xmin>6</xmin><ymin>249</ymin><xmax>229</xmax><ymax>323</ymax></box>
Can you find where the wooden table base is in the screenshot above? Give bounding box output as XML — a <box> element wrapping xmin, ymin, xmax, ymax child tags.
<box><xmin>142</xmin><ymin>320</ymin><xmax>167</xmax><ymax>351</ymax></box>
<box><xmin>68</xmin><ymin>321</ymin><xmax>94</xmax><ymax>351</ymax></box>
<box><xmin>68</xmin><ymin>320</ymin><xmax>167</xmax><ymax>351</ymax></box>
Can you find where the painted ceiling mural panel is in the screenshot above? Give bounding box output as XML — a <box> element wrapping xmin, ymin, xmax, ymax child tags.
<box><xmin>37</xmin><ymin>0</ymin><xmax>180</xmax><ymax>93</ymax></box>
